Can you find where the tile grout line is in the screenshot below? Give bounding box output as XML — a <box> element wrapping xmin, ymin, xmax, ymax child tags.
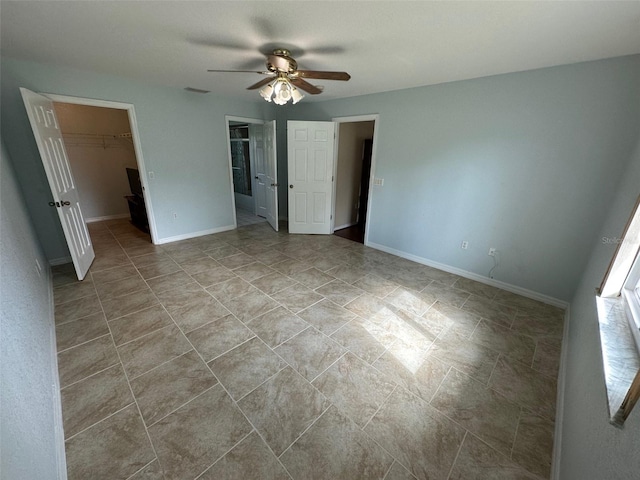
<box><xmin>114</xmin><ymin>321</ymin><xmax>179</xmax><ymax>350</ymax></box>
<box><xmin>59</xmin><ymin>362</ymin><xmax>121</xmax><ymax>391</ymax></box>
<box><xmin>124</xmin><ymin>458</ymin><xmax>157</xmax><ymax>480</ymax></box>
<box><xmin>361</xmin><ymin>384</ymin><xmax>399</xmax><ymax>432</ymax></box>
<box><xmin>445</xmin><ymin>429</ymin><xmax>468</xmax><ymax>480</ymax></box>
<box><xmin>63</xmin><ymin>401</ymin><xmax>135</xmax><ymax>443</ymax></box>
<box><xmin>276</xmin><ymin>402</ymin><xmax>334</xmax><ymax>461</ymax></box>
<box><xmin>63</xmin><ymin>220</ymin><xmax>562</xmax><ymax>479</ymax></box>
<box><xmin>126</xmin><ymin>347</ymin><xmax>196</xmax><ymax>383</ymax></box>
<box><xmin>485</xmin><ymin>353</ymin><xmax>502</xmax><ymax>387</ymax></box>
<box><xmin>190</xmin><ymin>431</ymin><xmax>256</xmax><ymax>480</ymax></box>
<box><xmin>357</xmin><ymin>386</ymin><xmax>425</xmax><ymax>478</ymax></box>
<box><xmin>307</xmin><ymin>351</ymin><xmax>349</xmax><ymax>385</ymax></box>
<box><xmin>530</xmin><ymin>339</ymin><xmax>540</xmax><ymax>370</ymax></box>
<box><xmin>97</xmin><ymin>226</ymin><xmax>166</xmax><ymax>474</ymax></box>
<box><xmin>172</xmin><ymin>310</ymin><xmax>296</xmax><ymax>479</ymax></box>
<box><xmin>510</xmin><ymin>407</ymin><xmax>524</xmax><ymax>461</ymax></box>
<box><xmin>56</xmin><ymin>331</ymin><xmax>112</xmax><ymax>354</ymax></box>
<box><xmin>61</xmin><ymin>225</ymin><xmax>165</xmax><ymax>477</ymax></box>
<box><xmin>427</xmin><ymin>365</ymin><xmax>454</xmax><ymax>405</ymax></box>
<box><xmin>185</xmin><ymin>322</ymin><xmax>293</xmax><ymax>478</ymax></box>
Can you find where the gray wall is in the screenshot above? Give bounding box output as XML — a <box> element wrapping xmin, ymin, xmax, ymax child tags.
<box><xmin>6</xmin><ymin>55</ymin><xmax>638</xmax><ymax>301</ymax></box>
<box><xmin>559</xmin><ymin>137</ymin><xmax>640</xmax><ymax>479</ymax></box>
<box><xmin>1</xmin><ymin>141</ymin><xmax>64</xmax><ymax>479</ymax></box>
<box><xmin>1</xmin><ymin>56</ymin><xmax>269</xmax><ymax>257</ymax></box>
<box><xmin>292</xmin><ymin>55</ymin><xmax>640</xmax><ymax>301</ymax></box>
<box><xmin>2</xmin><ymin>51</ymin><xmax>640</xmax><ymax>480</ymax></box>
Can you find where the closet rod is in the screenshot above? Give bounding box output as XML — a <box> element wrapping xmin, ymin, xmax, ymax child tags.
<box><xmin>62</xmin><ymin>132</ymin><xmax>132</xmax><ymax>139</ymax></box>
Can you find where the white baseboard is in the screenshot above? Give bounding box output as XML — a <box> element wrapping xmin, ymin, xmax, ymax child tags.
<box><xmin>156</xmin><ymin>225</ymin><xmax>236</xmax><ymax>245</ymax></box>
<box><xmin>49</xmin><ymin>256</ymin><xmax>72</xmax><ymax>266</ymax></box>
<box><xmin>551</xmin><ymin>306</ymin><xmax>571</xmax><ymax>480</ymax></box>
<box><xmin>48</xmin><ymin>278</ymin><xmax>68</xmax><ymax>479</ymax></box>
<box><xmin>85</xmin><ymin>213</ymin><xmax>129</xmax><ymax>223</ymax></box>
<box><xmin>366</xmin><ymin>241</ymin><xmax>569</xmax><ymax>309</ymax></box>
<box><xmin>334</xmin><ymin>222</ymin><xmax>357</xmax><ymax>232</ymax></box>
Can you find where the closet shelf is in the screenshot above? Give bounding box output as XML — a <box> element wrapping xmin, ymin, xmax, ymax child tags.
<box><xmin>62</xmin><ymin>132</ymin><xmax>133</xmax><ymax>149</ymax></box>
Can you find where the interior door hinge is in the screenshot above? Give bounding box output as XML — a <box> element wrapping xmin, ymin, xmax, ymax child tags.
<box><xmin>332</xmin><ymin>176</ymin><xmax>334</xmax><ymax>182</ymax></box>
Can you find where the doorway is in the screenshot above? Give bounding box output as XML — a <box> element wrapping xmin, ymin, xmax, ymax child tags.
<box><xmin>225</xmin><ymin>116</ymin><xmax>279</xmax><ymax>231</ymax></box>
<box><xmin>46</xmin><ymin>94</ymin><xmax>156</xmax><ymax>244</ymax></box>
<box><xmin>332</xmin><ymin>117</ymin><xmax>376</xmax><ymax>244</ymax></box>
<box><xmin>228</xmin><ymin>120</ymin><xmax>266</xmax><ymax>225</ymax></box>
<box><xmin>52</xmin><ymin>102</ymin><xmax>151</xmax><ymax>238</ymax></box>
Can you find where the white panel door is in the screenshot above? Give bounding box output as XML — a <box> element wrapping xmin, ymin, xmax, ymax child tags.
<box><xmin>264</xmin><ymin>120</ymin><xmax>279</xmax><ymax>231</ymax></box>
<box><xmin>250</xmin><ymin>124</ymin><xmax>267</xmax><ymax>218</ymax></box>
<box><xmin>287</xmin><ymin>121</ymin><xmax>335</xmax><ymax>234</ymax></box>
<box><xmin>20</xmin><ymin>88</ymin><xmax>95</xmax><ymax>280</ymax></box>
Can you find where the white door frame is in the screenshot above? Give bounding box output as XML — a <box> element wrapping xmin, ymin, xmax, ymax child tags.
<box><xmin>225</xmin><ymin>115</ymin><xmax>265</xmax><ymax>228</ymax></box>
<box><xmin>331</xmin><ymin>114</ymin><xmax>379</xmax><ymax>246</ymax></box>
<box><xmin>45</xmin><ymin>93</ymin><xmax>158</xmax><ymax>244</ymax></box>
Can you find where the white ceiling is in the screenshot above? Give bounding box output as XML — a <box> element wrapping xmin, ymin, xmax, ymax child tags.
<box><xmin>2</xmin><ymin>1</ymin><xmax>640</xmax><ymax>102</ymax></box>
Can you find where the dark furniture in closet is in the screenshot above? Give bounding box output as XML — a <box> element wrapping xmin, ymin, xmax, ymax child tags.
<box><xmin>125</xmin><ymin>168</ymin><xmax>149</xmax><ymax>232</ymax></box>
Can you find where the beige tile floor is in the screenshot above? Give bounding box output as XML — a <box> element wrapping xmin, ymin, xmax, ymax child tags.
<box><xmin>52</xmin><ymin>218</ymin><xmax>564</xmax><ymax>480</ymax></box>
<box><xmin>236</xmin><ymin>207</ymin><xmax>268</xmax><ymax>227</ymax></box>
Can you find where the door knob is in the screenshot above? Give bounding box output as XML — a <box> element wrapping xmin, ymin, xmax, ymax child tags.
<box><xmin>289</xmin><ymin>184</ymin><xmax>293</xmax><ymax>189</ymax></box>
<box><xmin>255</xmin><ymin>176</ymin><xmax>259</xmax><ymax>179</ymax></box>
<box><xmin>61</xmin><ymin>201</ymin><xmax>71</xmax><ymax>206</ymax></box>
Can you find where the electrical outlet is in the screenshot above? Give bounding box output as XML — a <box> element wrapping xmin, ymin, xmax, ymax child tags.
<box><xmin>488</xmin><ymin>248</ymin><xmax>497</xmax><ymax>257</ymax></box>
<box><xmin>148</xmin><ymin>171</ymin><xmax>155</xmax><ymax>179</ymax></box>
<box><xmin>173</xmin><ymin>212</ymin><xmax>178</xmax><ymax>219</ymax></box>
<box><xmin>461</xmin><ymin>241</ymin><xmax>469</xmax><ymax>250</ymax></box>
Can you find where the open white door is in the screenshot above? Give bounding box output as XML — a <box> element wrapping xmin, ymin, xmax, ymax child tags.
<box><xmin>20</xmin><ymin>88</ymin><xmax>95</xmax><ymax>280</ymax></box>
<box><xmin>264</xmin><ymin>120</ymin><xmax>279</xmax><ymax>231</ymax></box>
<box><xmin>250</xmin><ymin>124</ymin><xmax>268</xmax><ymax>218</ymax></box>
<box><xmin>287</xmin><ymin>121</ymin><xmax>335</xmax><ymax>234</ymax></box>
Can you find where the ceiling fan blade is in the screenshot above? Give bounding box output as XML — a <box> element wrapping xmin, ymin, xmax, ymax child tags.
<box><xmin>247</xmin><ymin>77</ymin><xmax>274</xmax><ymax>90</ymax></box>
<box><xmin>291</xmin><ymin>78</ymin><xmax>323</xmax><ymax>95</ymax></box>
<box><xmin>296</xmin><ymin>70</ymin><xmax>351</xmax><ymax>81</ymax></box>
<box><xmin>188</xmin><ymin>37</ymin><xmax>252</xmax><ymax>51</ymax></box>
<box><xmin>207</xmin><ymin>69</ymin><xmax>270</xmax><ymax>74</ymax></box>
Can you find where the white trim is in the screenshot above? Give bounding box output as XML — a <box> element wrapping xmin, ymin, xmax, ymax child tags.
<box><xmin>155</xmin><ymin>224</ymin><xmax>235</xmax><ymax>245</ymax></box>
<box><xmin>224</xmin><ymin>116</ymin><xmax>266</xmax><ymax>230</ymax></box>
<box><xmin>367</xmin><ymin>241</ymin><xmax>569</xmax><ymax>308</ymax></box>
<box><xmin>85</xmin><ymin>213</ymin><xmax>130</xmax><ymax>223</ymax></box>
<box><xmin>331</xmin><ymin>114</ymin><xmax>379</xmax><ymax>246</ymax></box>
<box><xmin>551</xmin><ymin>306</ymin><xmax>571</xmax><ymax>480</ymax></box>
<box><xmin>334</xmin><ymin>222</ymin><xmax>358</xmax><ymax>232</ymax></box>
<box><xmin>43</xmin><ymin>93</ymin><xmax>159</xmax><ymax>245</ymax></box>
<box><xmin>47</xmin><ymin>270</ymin><xmax>68</xmax><ymax>479</ymax></box>
<box><xmin>622</xmin><ymin>247</ymin><xmax>640</xmax><ymax>341</ymax></box>
<box><xmin>49</xmin><ymin>256</ymin><xmax>72</xmax><ymax>266</ymax></box>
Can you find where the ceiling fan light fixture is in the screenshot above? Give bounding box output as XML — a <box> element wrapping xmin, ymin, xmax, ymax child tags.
<box><xmin>259</xmin><ymin>83</ymin><xmax>274</xmax><ymax>102</ymax></box>
<box><xmin>291</xmin><ymin>87</ymin><xmax>304</xmax><ymax>104</ymax></box>
<box><xmin>272</xmin><ymin>77</ymin><xmax>293</xmax><ymax>105</ymax></box>
<box><xmin>209</xmin><ymin>47</ymin><xmax>350</xmax><ymax>105</ymax></box>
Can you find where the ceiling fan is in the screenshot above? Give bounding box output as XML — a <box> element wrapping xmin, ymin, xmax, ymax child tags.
<box><xmin>207</xmin><ymin>48</ymin><xmax>351</xmax><ymax>105</ymax></box>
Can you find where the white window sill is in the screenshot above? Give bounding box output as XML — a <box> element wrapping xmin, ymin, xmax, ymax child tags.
<box><xmin>596</xmin><ymin>295</ymin><xmax>640</xmax><ymax>427</ymax></box>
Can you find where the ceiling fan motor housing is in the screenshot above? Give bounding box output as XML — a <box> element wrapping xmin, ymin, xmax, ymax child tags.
<box><xmin>267</xmin><ymin>49</ymin><xmax>298</xmax><ymax>74</ymax></box>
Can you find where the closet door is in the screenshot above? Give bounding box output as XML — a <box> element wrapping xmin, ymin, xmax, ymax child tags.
<box><xmin>264</xmin><ymin>120</ymin><xmax>278</xmax><ymax>231</ymax></box>
<box><xmin>287</xmin><ymin>121</ymin><xmax>335</xmax><ymax>234</ymax></box>
<box><xmin>250</xmin><ymin>124</ymin><xmax>268</xmax><ymax>218</ymax></box>
<box><xmin>20</xmin><ymin>88</ymin><xmax>95</xmax><ymax>280</ymax></box>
